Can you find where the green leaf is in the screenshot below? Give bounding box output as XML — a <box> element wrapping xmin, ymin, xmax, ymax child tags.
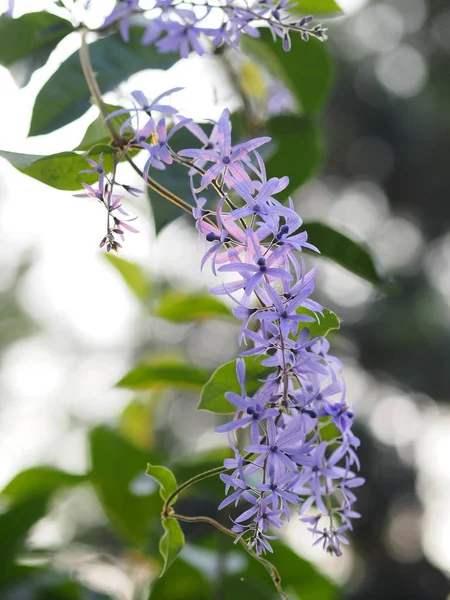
<box><xmin>75</xmin><ymin>103</ymin><xmax>132</xmax><ymax>151</ymax></box>
<box><xmin>116</xmin><ymin>360</ymin><xmax>209</xmax><ymax>391</ymax></box>
<box><xmin>145</xmin><ymin>124</ymin><xmax>215</xmax><ymax>234</ymax></box>
<box><xmin>29</xmin><ymin>26</ymin><xmax>178</xmax><ymax>136</ymax></box>
<box><xmin>266</xmin><ymin>116</ymin><xmax>321</xmax><ymax>197</ymax></box>
<box><xmin>154</xmin><ymin>291</ymin><xmax>232</xmax><ymax>322</ymax></box>
<box><xmin>89</xmin><ymin>426</ymin><xmax>162</xmax><ymax>545</ymax></box>
<box><xmin>104</xmin><ymin>254</ymin><xmax>150</xmax><ymax>302</ymax></box>
<box><xmin>149</xmin><ymin>558</ymin><xmax>211</xmax><ymax>599</ymax></box>
<box><xmin>146</xmin><ymin>464</ymin><xmax>178</xmax><ymax>504</ymax></box>
<box><xmin>1</xmin><ymin>467</ymin><xmax>86</xmax><ymax>505</ymax></box>
<box><xmin>0</xmin><ymin>144</ymin><xmax>114</xmax><ymax>191</ymax></box>
<box><xmin>198</xmin><ymin>357</ymin><xmax>267</xmax><ymax>414</ymax></box>
<box><xmin>0</xmin><ymin>566</ymin><xmax>114</xmax><ymax>599</ymax></box>
<box><xmin>291</xmin><ymin>0</ymin><xmax>342</xmax><ymax>14</ymax></box>
<box><xmin>0</xmin><ymin>12</ymin><xmax>72</xmax><ymax>87</ymax></box>
<box><xmin>0</xmin><ymin>497</ymin><xmax>49</xmax><ymax>575</ymax></box>
<box><xmin>159</xmin><ymin>517</ymin><xmax>185</xmax><ymax>577</ymax></box>
<box><xmin>220</xmin><ymin>539</ymin><xmax>339</xmax><ymax>599</ymax></box>
<box><xmin>147</xmin><ymin>163</ymin><xmax>190</xmax><ymax>234</ymax></box>
<box><xmin>297</xmin><ymin>307</ymin><xmax>341</xmax><ymax>338</ymax></box>
<box><xmin>304</xmin><ymin>221</ymin><xmax>385</xmax><ymax>286</ymax></box>
<box><xmin>243</xmin><ymin>31</ymin><xmax>333</xmax><ymax>115</ymax></box>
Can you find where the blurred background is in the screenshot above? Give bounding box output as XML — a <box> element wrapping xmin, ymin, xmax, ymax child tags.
<box><xmin>0</xmin><ymin>0</ymin><xmax>450</xmax><ymax>598</ymax></box>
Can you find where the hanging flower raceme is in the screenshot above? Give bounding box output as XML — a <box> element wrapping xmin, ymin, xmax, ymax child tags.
<box><xmin>73</xmin><ymin>0</ymin><xmax>363</xmax><ymax>554</ymax></box>
<box><xmin>178</xmin><ymin>109</ymin><xmax>364</xmax><ymax>556</ymax></box>
<box><xmin>95</xmin><ymin>0</ymin><xmax>328</xmax><ymax>55</ymax></box>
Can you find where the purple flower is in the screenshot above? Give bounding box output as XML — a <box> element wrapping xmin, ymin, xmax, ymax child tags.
<box><xmin>179</xmin><ymin>109</ymin><xmax>270</xmax><ymax>188</ymax></box>
<box><xmin>106</xmin><ymin>88</ymin><xmax>182</xmax><ymax>135</ymax></box>
<box><xmin>216</xmin><ymin>229</ymin><xmax>293</xmax><ymax>299</ymax></box>
<box><xmin>101</xmin><ymin>0</ymin><xmax>140</xmax><ymax>42</ymax></box>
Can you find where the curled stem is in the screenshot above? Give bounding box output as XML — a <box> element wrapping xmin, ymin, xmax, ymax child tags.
<box><xmin>162</xmin><ymin>450</ymin><xmax>256</xmax><ymax>517</ymax></box>
<box><xmin>172</xmin><ymin>513</ymin><xmax>288</xmax><ymax>600</ymax></box>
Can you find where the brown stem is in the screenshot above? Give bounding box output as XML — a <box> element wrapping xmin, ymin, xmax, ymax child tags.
<box><xmin>172</xmin><ymin>513</ymin><xmax>288</xmax><ymax>600</ymax></box>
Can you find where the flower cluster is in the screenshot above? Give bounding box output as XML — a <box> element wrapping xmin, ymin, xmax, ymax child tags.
<box><xmin>72</xmin><ymin>0</ymin><xmax>363</xmax><ymax>556</ymax></box>
<box><xmin>181</xmin><ymin>109</ymin><xmax>364</xmax><ymax>556</ymax></box>
<box><xmin>79</xmin><ymin>97</ymin><xmax>363</xmax><ymax>555</ymax></box>
<box><xmin>100</xmin><ymin>0</ymin><xmax>327</xmax><ymax>55</ymax></box>
<box><xmin>77</xmin><ymin>155</ymin><xmax>141</xmax><ymax>251</ymax></box>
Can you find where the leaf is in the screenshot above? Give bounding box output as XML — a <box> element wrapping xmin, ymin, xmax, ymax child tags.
<box><xmin>297</xmin><ymin>307</ymin><xmax>341</xmax><ymax>338</ymax></box>
<box><xmin>145</xmin><ymin>123</ymin><xmax>215</xmax><ymax>234</ymax></box>
<box><xmin>147</xmin><ymin>162</ymin><xmax>191</xmax><ymax>234</ymax></box>
<box><xmin>0</xmin><ymin>566</ymin><xmax>114</xmax><ymax>598</ymax></box>
<box><xmin>29</xmin><ymin>26</ymin><xmax>179</xmax><ymax>136</ymax></box>
<box><xmin>159</xmin><ymin>517</ymin><xmax>185</xmax><ymax>577</ymax></box>
<box><xmin>304</xmin><ymin>221</ymin><xmax>385</xmax><ymax>286</ymax></box>
<box><xmin>0</xmin><ymin>12</ymin><xmax>72</xmax><ymax>87</ymax></box>
<box><xmin>0</xmin><ymin>144</ymin><xmax>114</xmax><ymax>191</ymax></box>
<box><xmin>154</xmin><ymin>291</ymin><xmax>232</xmax><ymax>322</ymax></box>
<box><xmin>243</xmin><ymin>31</ymin><xmax>333</xmax><ymax>115</ymax></box>
<box><xmin>1</xmin><ymin>467</ymin><xmax>86</xmax><ymax>505</ymax></box>
<box><xmin>75</xmin><ymin>103</ymin><xmax>132</xmax><ymax>151</ymax></box>
<box><xmin>116</xmin><ymin>360</ymin><xmax>209</xmax><ymax>391</ymax></box>
<box><xmin>220</xmin><ymin>538</ymin><xmax>339</xmax><ymax>599</ymax></box>
<box><xmin>146</xmin><ymin>464</ymin><xmax>178</xmax><ymax>504</ymax></box>
<box><xmin>266</xmin><ymin>116</ymin><xmax>321</xmax><ymax>198</ymax></box>
<box><xmin>89</xmin><ymin>426</ymin><xmax>162</xmax><ymax>545</ymax></box>
<box><xmin>120</xmin><ymin>398</ymin><xmax>157</xmax><ymax>450</ymax></box>
<box><xmin>104</xmin><ymin>254</ymin><xmax>150</xmax><ymax>302</ymax></box>
<box><xmin>0</xmin><ymin>497</ymin><xmax>49</xmax><ymax>575</ymax></box>
<box><xmin>198</xmin><ymin>357</ymin><xmax>267</xmax><ymax>414</ymax></box>
<box><xmin>291</xmin><ymin>0</ymin><xmax>343</xmax><ymax>14</ymax></box>
<box><xmin>149</xmin><ymin>558</ymin><xmax>211</xmax><ymax>599</ymax></box>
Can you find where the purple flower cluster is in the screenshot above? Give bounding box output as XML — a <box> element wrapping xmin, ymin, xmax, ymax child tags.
<box><xmin>99</xmin><ymin>0</ymin><xmax>327</xmax><ymax>56</ymax></box>
<box><xmin>77</xmin><ymin>154</ymin><xmax>141</xmax><ymax>251</ymax></box>
<box><xmin>180</xmin><ymin>109</ymin><xmax>364</xmax><ymax>556</ymax></box>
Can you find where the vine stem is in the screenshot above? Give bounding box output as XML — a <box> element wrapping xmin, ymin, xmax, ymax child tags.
<box><xmin>78</xmin><ymin>29</ymin><xmax>202</xmax><ymax>220</ymax></box>
<box><xmin>79</xmin><ymin>29</ymin><xmax>119</xmax><ymax>143</ymax></box>
<box><xmin>172</xmin><ymin>513</ymin><xmax>288</xmax><ymax>600</ymax></box>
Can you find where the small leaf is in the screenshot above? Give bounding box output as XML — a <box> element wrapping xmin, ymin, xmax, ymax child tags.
<box><xmin>0</xmin><ymin>12</ymin><xmax>72</xmax><ymax>87</ymax></box>
<box><xmin>243</xmin><ymin>31</ymin><xmax>333</xmax><ymax>115</ymax></box>
<box><xmin>266</xmin><ymin>116</ymin><xmax>321</xmax><ymax>198</ymax></box>
<box><xmin>29</xmin><ymin>26</ymin><xmax>178</xmax><ymax>136</ymax></box>
<box><xmin>304</xmin><ymin>221</ymin><xmax>385</xmax><ymax>286</ymax></box>
<box><xmin>0</xmin><ymin>144</ymin><xmax>114</xmax><ymax>191</ymax></box>
<box><xmin>159</xmin><ymin>517</ymin><xmax>185</xmax><ymax>577</ymax></box>
<box><xmin>146</xmin><ymin>464</ymin><xmax>178</xmax><ymax>504</ymax></box>
<box><xmin>1</xmin><ymin>467</ymin><xmax>86</xmax><ymax>505</ymax></box>
<box><xmin>104</xmin><ymin>254</ymin><xmax>150</xmax><ymax>302</ymax></box>
<box><xmin>297</xmin><ymin>307</ymin><xmax>341</xmax><ymax>338</ymax></box>
<box><xmin>198</xmin><ymin>357</ymin><xmax>267</xmax><ymax>414</ymax></box>
<box><xmin>291</xmin><ymin>0</ymin><xmax>342</xmax><ymax>14</ymax></box>
<box><xmin>75</xmin><ymin>103</ymin><xmax>132</xmax><ymax>151</ymax></box>
<box><xmin>154</xmin><ymin>291</ymin><xmax>232</xmax><ymax>322</ymax></box>
<box><xmin>116</xmin><ymin>360</ymin><xmax>209</xmax><ymax>391</ymax></box>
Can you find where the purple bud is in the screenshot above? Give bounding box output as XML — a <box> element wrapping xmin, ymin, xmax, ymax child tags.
<box><xmin>282</xmin><ymin>33</ymin><xmax>291</xmax><ymax>52</ymax></box>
